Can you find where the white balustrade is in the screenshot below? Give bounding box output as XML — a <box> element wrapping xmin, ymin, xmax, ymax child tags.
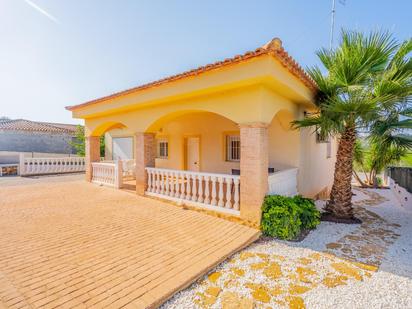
<box><xmin>122</xmin><ymin>159</ymin><xmax>135</xmax><ymax>178</ymax></box>
<box><xmin>19</xmin><ymin>154</ymin><xmax>86</xmax><ymax>176</ymax></box>
<box><xmin>145</xmin><ymin>167</ymin><xmax>240</xmax><ymax>215</ymax></box>
<box><xmin>91</xmin><ymin>161</ymin><xmax>123</xmax><ymax>188</ymax></box>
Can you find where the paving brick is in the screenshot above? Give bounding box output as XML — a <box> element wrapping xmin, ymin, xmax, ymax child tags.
<box><xmin>0</xmin><ymin>178</ymin><xmax>259</xmax><ymax>308</ymax></box>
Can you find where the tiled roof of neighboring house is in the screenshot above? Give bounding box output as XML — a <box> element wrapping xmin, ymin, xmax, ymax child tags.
<box><xmin>0</xmin><ymin>119</ymin><xmax>78</xmax><ymax>134</ymax></box>
<box><xmin>66</xmin><ymin>38</ymin><xmax>317</xmax><ymax>111</ymax></box>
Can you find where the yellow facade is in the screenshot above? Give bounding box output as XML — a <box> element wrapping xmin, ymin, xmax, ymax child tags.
<box><xmin>68</xmin><ymin>39</ymin><xmax>336</xmax><ymax>222</ymax></box>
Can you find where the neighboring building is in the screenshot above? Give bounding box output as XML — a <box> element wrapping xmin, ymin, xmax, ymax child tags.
<box><xmin>0</xmin><ymin>119</ymin><xmax>78</xmax><ymax>164</ymax></box>
<box><xmin>66</xmin><ymin>37</ymin><xmax>337</xmax><ymax>225</ymax></box>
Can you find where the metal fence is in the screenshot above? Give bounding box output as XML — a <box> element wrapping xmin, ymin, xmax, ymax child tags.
<box><xmin>386</xmin><ymin>167</ymin><xmax>412</xmax><ymax>193</ymax></box>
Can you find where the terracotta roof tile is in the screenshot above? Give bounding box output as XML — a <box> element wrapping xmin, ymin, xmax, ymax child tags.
<box><xmin>66</xmin><ymin>38</ymin><xmax>316</xmax><ymax>111</ymax></box>
<box><xmin>0</xmin><ymin>119</ymin><xmax>78</xmax><ymax>134</ymax></box>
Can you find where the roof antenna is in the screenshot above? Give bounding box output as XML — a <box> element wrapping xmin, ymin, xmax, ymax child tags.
<box><xmin>330</xmin><ymin>0</ymin><xmax>346</xmax><ymax>50</ymax></box>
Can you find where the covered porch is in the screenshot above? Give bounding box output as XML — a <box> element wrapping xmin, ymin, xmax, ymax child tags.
<box><xmin>67</xmin><ymin>38</ymin><xmax>320</xmax><ymax>225</ymax></box>
<box><xmin>86</xmin><ymin>108</ymin><xmax>301</xmax><ymax>223</ymax></box>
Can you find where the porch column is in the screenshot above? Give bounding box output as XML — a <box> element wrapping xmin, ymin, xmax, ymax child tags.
<box><xmin>85</xmin><ymin>136</ymin><xmax>100</xmax><ymax>182</ymax></box>
<box><xmin>135</xmin><ymin>132</ymin><xmax>156</xmax><ymax>195</ymax></box>
<box><xmin>239</xmin><ymin>122</ymin><xmax>269</xmax><ymax>225</ymax></box>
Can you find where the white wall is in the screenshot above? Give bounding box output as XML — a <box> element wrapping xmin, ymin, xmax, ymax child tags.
<box><xmin>104</xmin><ymin>128</ymin><xmax>135</xmax><ymax>160</ymax></box>
<box><xmin>298</xmin><ymin>126</ymin><xmax>336</xmax><ymax>198</ymax></box>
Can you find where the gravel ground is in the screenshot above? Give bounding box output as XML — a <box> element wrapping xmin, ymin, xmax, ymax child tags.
<box><xmin>162</xmin><ymin>188</ymin><xmax>412</xmax><ymax>309</ymax></box>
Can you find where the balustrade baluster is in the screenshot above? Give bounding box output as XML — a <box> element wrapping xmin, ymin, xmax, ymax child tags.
<box><xmin>204</xmin><ymin>175</ymin><xmax>210</xmax><ymax>204</ymax></box>
<box><xmin>169</xmin><ymin>171</ymin><xmax>175</xmax><ymax>197</ymax></box>
<box><xmin>159</xmin><ymin>171</ymin><xmax>164</xmax><ymax>194</ymax></box>
<box><xmin>225</xmin><ymin>177</ymin><xmax>233</xmax><ymax>208</ymax></box>
<box><xmin>211</xmin><ymin>176</ymin><xmax>217</xmax><ymax>206</ymax></box>
<box><xmin>218</xmin><ymin>177</ymin><xmax>224</xmax><ymax>207</ymax></box>
<box><xmin>192</xmin><ymin>174</ymin><xmax>198</xmax><ymax>201</ymax></box>
<box><xmin>164</xmin><ymin>171</ymin><xmax>170</xmax><ymax>195</ymax></box>
<box><xmin>174</xmin><ymin>172</ymin><xmax>180</xmax><ymax>197</ymax></box>
<box><xmin>154</xmin><ymin>170</ymin><xmax>159</xmax><ymax>193</ymax></box>
<box><xmin>185</xmin><ymin>173</ymin><xmax>192</xmax><ymax>200</ymax></box>
<box><xmin>197</xmin><ymin>175</ymin><xmax>203</xmax><ymax>203</ymax></box>
<box><xmin>179</xmin><ymin>173</ymin><xmax>186</xmax><ymax>199</ymax></box>
<box><xmin>147</xmin><ymin>170</ymin><xmax>152</xmax><ymax>192</ymax></box>
<box><xmin>233</xmin><ymin>178</ymin><xmax>240</xmax><ymax>210</ymax></box>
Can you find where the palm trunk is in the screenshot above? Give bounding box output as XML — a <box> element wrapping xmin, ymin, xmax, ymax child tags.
<box><xmin>353</xmin><ymin>170</ymin><xmax>366</xmax><ymax>187</ymax></box>
<box><xmin>325</xmin><ymin>125</ymin><xmax>356</xmax><ymax>219</ymax></box>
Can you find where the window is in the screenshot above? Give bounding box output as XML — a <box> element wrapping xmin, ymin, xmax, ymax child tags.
<box><xmin>156</xmin><ymin>138</ymin><xmax>168</xmax><ymax>159</ymax></box>
<box><xmin>226</xmin><ymin>135</ymin><xmax>240</xmax><ymax>161</ymax></box>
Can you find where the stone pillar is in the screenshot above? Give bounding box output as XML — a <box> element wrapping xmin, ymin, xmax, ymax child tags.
<box><xmin>239</xmin><ymin>122</ymin><xmax>269</xmax><ymax>225</ymax></box>
<box><xmin>85</xmin><ymin>136</ymin><xmax>101</xmax><ymax>182</ymax></box>
<box><xmin>135</xmin><ymin>132</ymin><xmax>156</xmax><ymax>195</ymax></box>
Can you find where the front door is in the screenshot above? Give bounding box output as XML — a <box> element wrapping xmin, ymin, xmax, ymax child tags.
<box><xmin>186</xmin><ymin>137</ymin><xmax>200</xmax><ymax>172</ymax></box>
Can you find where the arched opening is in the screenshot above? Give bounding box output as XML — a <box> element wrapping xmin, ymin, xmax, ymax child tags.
<box><xmin>146</xmin><ymin>111</ymin><xmax>240</xmax><ymax>174</ymax></box>
<box><xmin>85</xmin><ymin>121</ymin><xmax>135</xmax><ymax>189</ymax></box>
<box><xmin>87</xmin><ymin>121</ymin><xmax>131</xmax><ymax>161</ymax></box>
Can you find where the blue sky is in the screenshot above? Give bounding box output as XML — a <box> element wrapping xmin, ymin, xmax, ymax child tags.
<box><xmin>0</xmin><ymin>0</ymin><xmax>411</xmax><ymax>124</ymax></box>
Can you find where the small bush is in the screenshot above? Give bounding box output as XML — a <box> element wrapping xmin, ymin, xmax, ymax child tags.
<box><xmin>292</xmin><ymin>195</ymin><xmax>321</xmax><ymax>229</ymax></box>
<box><xmin>261</xmin><ymin>195</ymin><xmax>320</xmax><ymax>240</ymax></box>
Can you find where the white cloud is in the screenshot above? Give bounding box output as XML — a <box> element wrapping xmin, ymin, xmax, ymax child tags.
<box><xmin>24</xmin><ymin>0</ymin><xmax>59</xmax><ymax>24</ymax></box>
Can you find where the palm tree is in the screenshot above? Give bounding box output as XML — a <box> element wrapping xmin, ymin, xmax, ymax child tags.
<box><xmin>293</xmin><ymin>30</ymin><xmax>412</xmax><ymax>221</ymax></box>
<box><xmin>353</xmin><ymin>106</ymin><xmax>412</xmax><ymax>188</ymax></box>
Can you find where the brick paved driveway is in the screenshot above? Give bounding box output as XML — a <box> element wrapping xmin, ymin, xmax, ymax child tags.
<box><xmin>0</xmin><ymin>176</ymin><xmax>259</xmax><ymax>308</ymax></box>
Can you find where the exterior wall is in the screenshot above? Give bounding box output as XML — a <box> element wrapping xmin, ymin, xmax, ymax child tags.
<box><xmin>153</xmin><ymin>112</ymin><xmax>240</xmax><ymax>174</ymax></box>
<box><xmin>0</xmin><ymin>151</ymin><xmax>79</xmax><ymax>164</ymax></box>
<box><xmin>268</xmin><ymin>112</ymin><xmax>300</xmax><ymax>170</ymax></box>
<box><xmin>0</xmin><ymin>130</ymin><xmax>75</xmax><ymax>155</ymax></box>
<box><xmin>104</xmin><ymin>128</ymin><xmax>135</xmax><ymax>160</ymax></box>
<box><xmin>298</xmin><ymin>124</ymin><xmax>336</xmax><ymax>198</ymax></box>
<box><xmin>84</xmin><ymin>85</ymin><xmax>298</xmax><ymax>137</ymax></box>
<box><xmin>102</xmin><ymin>109</ymin><xmax>335</xmax><ymax>199</ymax></box>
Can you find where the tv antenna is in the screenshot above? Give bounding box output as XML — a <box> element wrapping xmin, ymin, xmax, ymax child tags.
<box><xmin>330</xmin><ymin>0</ymin><xmax>346</xmax><ymax>50</ymax></box>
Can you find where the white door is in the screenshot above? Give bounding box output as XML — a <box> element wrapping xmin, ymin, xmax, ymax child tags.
<box><xmin>112</xmin><ymin>137</ymin><xmax>133</xmax><ymax>160</ymax></box>
<box><xmin>186</xmin><ymin>137</ymin><xmax>200</xmax><ymax>172</ymax></box>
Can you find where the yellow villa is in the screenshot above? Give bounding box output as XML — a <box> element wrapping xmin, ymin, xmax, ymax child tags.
<box><xmin>66</xmin><ymin>38</ymin><xmax>336</xmax><ymax>225</ymax></box>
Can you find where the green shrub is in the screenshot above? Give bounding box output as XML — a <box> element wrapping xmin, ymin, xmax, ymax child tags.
<box><xmin>292</xmin><ymin>195</ymin><xmax>321</xmax><ymax>229</ymax></box>
<box><xmin>261</xmin><ymin>195</ymin><xmax>320</xmax><ymax>240</ymax></box>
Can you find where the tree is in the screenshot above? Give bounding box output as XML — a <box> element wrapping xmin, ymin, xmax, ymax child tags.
<box><xmin>293</xmin><ymin>30</ymin><xmax>412</xmax><ymax>221</ymax></box>
<box><xmin>70</xmin><ymin>125</ymin><xmax>105</xmax><ymax>157</ymax></box>
<box><xmin>354</xmin><ymin>106</ymin><xmax>412</xmax><ymax>187</ymax></box>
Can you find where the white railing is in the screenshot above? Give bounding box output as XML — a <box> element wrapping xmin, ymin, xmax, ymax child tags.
<box><xmin>122</xmin><ymin>159</ymin><xmax>135</xmax><ymax>178</ymax></box>
<box><xmin>145</xmin><ymin>167</ymin><xmax>240</xmax><ymax>215</ymax></box>
<box><xmin>91</xmin><ymin>161</ymin><xmax>123</xmax><ymax>188</ymax></box>
<box><xmin>268</xmin><ymin>168</ymin><xmax>298</xmax><ymax>196</ymax></box>
<box><xmin>19</xmin><ymin>154</ymin><xmax>85</xmax><ymax>176</ymax></box>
